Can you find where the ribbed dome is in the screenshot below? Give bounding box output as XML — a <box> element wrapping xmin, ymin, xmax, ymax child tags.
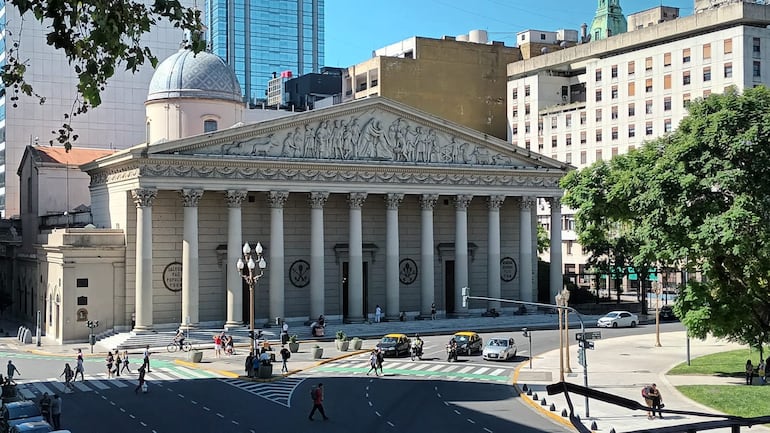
<box><xmin>147</xmin><ymin>49</ymin><xmax>242</xmax><ymax>103</ymax></box>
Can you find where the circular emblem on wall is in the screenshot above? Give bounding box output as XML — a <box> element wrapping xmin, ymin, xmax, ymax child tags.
<box><xmin>399</xmin><ymin>258</ymin><xmax>418</xmax><ymax>285</ymax></box>
<box><xmin>289</xmin><ymin>260</ymin><xmax>311</xmax><ymax>288</ymax></box>
<box><xmin>500</xmin><ymin>257</ymin><xmax>518</xmax><ymax>282</ymax></box>
<box><xmin>162</xmin><ymin>261</ymin><xmax>183</xmax><ymax>292</ymax></box>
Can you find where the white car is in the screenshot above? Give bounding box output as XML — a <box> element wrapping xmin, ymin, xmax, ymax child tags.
<box><xmin>597</xmin><ymin>310</ymin><xmax>639</xmax><ymax>328</ymax></box>
<box><xmin>482</xmin><ymin>337</ymin><xmax>517</xmax><ymax>361</ymax></box>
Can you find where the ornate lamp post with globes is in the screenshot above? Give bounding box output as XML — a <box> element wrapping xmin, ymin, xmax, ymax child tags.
<box><xmin>237</xmin><ymin>242</ymin><xmax>267</xmax><ymax>356</ymax></box>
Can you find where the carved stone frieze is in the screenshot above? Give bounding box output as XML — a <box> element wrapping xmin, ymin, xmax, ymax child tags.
<box><xmin>267</xmin><ymin>191</ymin><xmax>289</xmax><ymax>208</ymax></box>
<box><xmin>225</xmin><ymin>190</ymin><xmax>247</xmax><ymax>208</ymax></box>
<box><xmin>347</xmin><ymin>192</ymin><xmax>368</xmax><ymax>209</ymax></box>
<box><xmin>454</xmin><ymin>195</ymin><xmax>473</xmax><ymax>210</ymax></box>
<box><xmin>179</xmin><ymin>189</ymin><xmax>203</xmax><ymax>207</ymax></box>
<box><xmin>487</xmin><ymin>195</ymin><xmax>505</xmax><ymax>210</ymax></box>
<box><xmin>385</xmin><ymin>193</ymin><xmax>405</xmax><ymax>210</ymax></box>
<box><xmin>420</xmin><ymin>194</ymin><xmax>439</xmax><ymax>211</ymax></box>
<box><xmin>519</xmin><ymin>196</ymin><xmax>536</xmax><ymax>210</ymax></box>
<box><xmin>131</xmin><ymin>188</ymin><xmax>157</xmax><ymax>208</ymax></box>
<box><xmin>308</xmin><ymin>191</ymin><xmax>330</xmax><ymax>209</ymax></box>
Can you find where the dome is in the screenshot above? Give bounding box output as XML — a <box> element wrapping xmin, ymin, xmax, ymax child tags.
<box><xmin>147</xmin><ymin>49</ymin><xmax>242</xmax><ymax>103</ymax></box>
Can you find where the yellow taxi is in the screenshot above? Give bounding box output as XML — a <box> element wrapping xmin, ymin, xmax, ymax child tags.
<box><xmin>379</xmin><ymin>333</ymin><xmax>411</xmax><ymax>357</ymax></box>
<box><xmin>452</xmin><ymin>331</ymin><xmax>483</xmax><ymax>355</ymax></box>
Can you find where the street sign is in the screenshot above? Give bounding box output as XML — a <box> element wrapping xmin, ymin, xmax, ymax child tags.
<box><xmin>576</xmin><ymin>331</ymin><xmax>602</xmax><ymax>341</ymax></box>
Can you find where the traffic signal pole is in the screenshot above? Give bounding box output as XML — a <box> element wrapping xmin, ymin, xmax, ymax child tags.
<box><xmin>463</xmin><ymin>291</ymin><xmax>591</xmax><ymax>418</ymax></box>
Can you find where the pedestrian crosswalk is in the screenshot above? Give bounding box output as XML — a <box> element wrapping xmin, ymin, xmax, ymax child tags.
<box><xmin>218</xmin><ymin>377</ymin><xmax>305</xmax><ymax>408</ymax></box>
<box><xmin>15</xmin><ymin>366</ymin><xmax>223</xmax><ymax>399</ymax></box>
<box><xmin>314</xmin><ymin>357</ymin><xmax>514</xmax><ymax>382</ymax></box>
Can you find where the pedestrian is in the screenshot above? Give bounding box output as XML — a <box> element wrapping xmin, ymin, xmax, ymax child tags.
<box><xmin>105</xmin><ymin>351</ymin><xmax>114</xmax><ymax>378</ymax></box>
<box><xmin>114</xmin><ymin>352</ymin><xmax>122</xmax><ymax>377</ymax></box>
<box><xmin>376</xmin><ymin>348</ymin><xmax>384</xmax><ymax>375</ymax></box>
<box><xmin>252</xmin><ymin>355</ymin><xmax>260</xmax><ymax>378</ymax></box>
<box><xmin>245</xmin><ymin>353</ymin><xmax>254</xmax><ymax>378</ymax></box>
<box><xmin>6</xmin><ymin>360</ymin><xmax>20</xmax><ymax>384</ymax></box>
<box><xmin>280</xmin><ymin>344</ymin><xmax>291</xmax><ymax>374</ymax></box>
<box><xmin>213</xmin><ymin>333</ymin><xmax>222</xmax><ymax>358</ymax></box>
<box><xmin>308</xmin><ymin>383</ymin><xmax>329</xmax><ymax>421</ymax></box>
<box><xmin>142</xmin><ymin>345</ymin><xmax>151</xmax><ymax>373</ymax></box>
<box><xmin>431</xmin><ymin>302</ymin><xmax>437</xmax><ymax>320</ymax></box>
<box><xmin>134</xmin><ymin>365</ymin><xmax>146</xmax><ymax>394</ymax></box>
<box><xmin>121</xmin><ymin>350</ymin><xmax>131</xmax><ymax>374</ymax></box>
<box><xmin>649</xmin><ymin>383</ymin><xmax>663</xmax><ymax>419</ymax></box>
<box><xmin>641</xmin><ymin>383</ymin><xmax>655</xmax><ymax>420</ymax></box>
<box><xmin>281</xmin><ymin>320</ymin><xmax>290</xmax><ymax>345</ymax></box>
<box><xmin>375</xmin><ymin>305</ymin><xmax>382</xmax><ymax>323</ymax></box>
<box><xmin>366</xmin><ymin>350</ymin><xmax>378</xmax><ymax>376</ymax></box>
<box><xmin>746</xmin><ymin>359</ymin><xmax>755</xmax><ymax>385</ymax></box>
<box><xmin>758</xmin><ymin>359</ymin><xmax>766</xmax><ymax>386</ymax></box>
<box><xmin>39</xmin><ymin>392</ymin><xmax>52</xmax><ymax>424</ymax></box>
<box><xmin>59</xmin><ymin>363</ymin><xmax>75</xmax><ymax>392</ymax></box>
<box><xmin>51</xmin><ymin>394</ymin><xmax>62</xmax><ymax>429</ymax></box>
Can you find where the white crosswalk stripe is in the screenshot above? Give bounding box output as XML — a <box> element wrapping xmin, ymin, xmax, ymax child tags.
<box><xmin>218</xmin><ymin>377</ymin><xmax>305</xmax><ymax>408</ymax></box>
<box><xmin>314</xmin><ymin>358</ymin><xmax>516</xmax><ymax>382</ymax></box>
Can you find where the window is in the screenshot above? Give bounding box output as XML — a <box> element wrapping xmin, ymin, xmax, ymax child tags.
<box><xmin>551</xmin><ymin>137</ymin><xmax>558</xmax><ymax>148</ymax></box>
<box><xmin>611</xmin><ymin>106</ymin><xmax>618</xmax><ymax>119</ymax></box>
<box><xmin>566</xmin><ymin>240</ymin><xmax>573</xmax><ymax>255</ymax></box>
<box><xmin>512</xmin><ymin>88</ymin><xmax>518</xmax><ymax>99</ymax></box>
<box><xmin>646</xmin><ymin>100</ymin><xmax>653</xmax><ymax>114</ymax></box>
<box><xmin>537</xmin><ymin>119</ymin><xmax>543</xmax><ymax>134</ymax></box>
<box><xmin>664</xmin><ymin>118</ymin><xmax>672</xmax><ymax>133</ymax></box>
<box><xmin>580</xmin><ymin>151</ymin><xmax>587</xmax><ymax>164</ymax></box>
<box><xmin>595</xmin><ymin>109</ymin><xmax>602</xmax><ymax>122</ymax></box>
<box><xmin>145</xmin><ymin>121</ymin><xmax>150</xmax><ymax>144</ymax></box>
<box><xmin>664</xmin><ymin>74</ymin><xmax>672</xmax><ymax>90</ymax></box>
<box><xmin>525</xmin><ymin>140</ymin><xmax>530</xmax><ymax>150</ymax></box>
<box><xmin>566</xmin><ymin>134</ymin><xmax>572</xmax><ymax>146</ymax></box>
<box><xmin>611</xmin><ymin>127</ymin><xmax>618</xmax><ymax>140</ymax></box>
<box><xmin>596</xmin><ymin>149</ymin><xmax>603</xmax><ymax>161</ymax></box>
<box><xmin>565</xmin><ymin>114</ymin><xmax>572</xmax><ymax>127</ymax></box>
<box><xmin>664</xmin><ymin>96</ymin><xmax>672</xmax><ymax>111</ymax></box>
<box><xmin>628</xmin><ymin>124</ymin><xmax>636</xmax><ymax>137</ymax></box>
<box><xmin>683</xmin><ymin>48</ymin><xmax>691</xmax><ymax>63</ymax></box>
<box><xmin>724</xmin><ymin>62</ymin><xmax>733</xmax><ymax>78</ymax></box>
<box><xmin>683</xmin><ymin>93</ymin><xmax>691</xmax><ymax>107</ymax></box>
<box><xmin>611</xmin><ymin>85</ymin><xmax>618</xmax><ymax>99</ymax></box>
<box><xmin>580</xmin><ymin>131</ymin><xmax>587</xmax><ymax>144</ymax></box>
<box><xmin>703</xmin><ymin>66</ymin><xmax>711</xmax><ymax>82</ymax></box>
<box><xmin>77</xmin><ymin>296</ymin><xmax>88</xmax><ymax>306</ymax></box>
<box><xmin>551</xmin><ymin>117</ymin><xmax>558</xmax><ymax>129</ymax></box>
<box><xmin>512</xmin><ymin>125</ymin><xmax>518</xmax><ymax>135</ymax></box>
<box><xmin>580</xmin><ymin>111</ymin><xmax>587</xmax><ymax>125</ymax></box>
<box><xmin>512</xmin><ymin>107</ymin><xmax>518</xmax><ymax>118</ymax></box>
<box><xmin>703</xmin><ymin>89</ymin><xmax>712</xmax><ymax>98</ymax></box>
<box><xmin>596</xmin><ymin>129</ymin><xmax>602</xmax><ymax>142</ymax></box>
<box><xmin>724</xmin><ymin>38</ymin><xmax>733</xmax><ymax>54</ymax></box>
<box><xmin>753</xmin><ymin>38</ymin><xmax>761</xmax><ymax>56</ymax></box>
<box><xmin>596</xmin><ymin>68</ymin><xmax>602</xmax><ymax>82</ymax></box>
<box><xmin>645</xmin><ymin>56</ymin><xmax>653</xmax><ymax>71</ymax></box>
<box><xmin>538</xmin><ymin>138</ymin><xmax>544</xmax><ymax>150</ymax></box>
<box><xmin>703</xmin><ymin>43</ymin><xmax>711</xmax><ymax>60</ymax></box>
<box><xmin>565</xmin><ymin>153</ymin><xmax>572</xmax><ymax>164</ymax></box>
<box><xmin>540</xmin><ymin>33</ymin><xmax>546</xmax><ymax>40</ymax></box>
<box><xmin>683</xmin><ymin>71</ymin><xmax>691</xmax><ymax>85</ymax></box>
<box><xmin>628</xmin><ymin>103</ymin><xmax>636</xmax><ymax>117</ymax></box>
<box><xmin>595</xmin><ymin>89</ymin><xmax>602</xmax><ymax>102</ymax></box>
<box><xmin>611</xmin><ymin>65</ymin><xmax>618</xmax><ymax>78</ymax></box>
<box><xmin>663</xmin><ymin>52</ymin><xmax>671</xmax><ymax>67</ymax></box>
<box><xmin>611</xmin><ymin>147</ymin><xmax>619</xmax><ymax>157</ymax></box>
<box><xmin>525</xmin><ymin>85</ymin><xmax>531</xmax><ymax>96</ymax></box>
<box><xmin>525</xmin><ymin>122</ymin><xmax>531</xmax><ymax>133</ymax></box>
<box><xmin>525</xmin><ymin>104</ymin><xmax>531</xmax><ymax>115</ymax></box>
<box><xmin>628</xmin><ymin>82</ymin><xmax>635</xmax><ymax>96</ymax></box>
<box><xmin>204</xmin><ymin>119</ymin><xmax>218</xmax><ymax>132</ymax></box>
<box><xmin>645</xmin><ymin>78</ymin><xmax>653</xmax><ymax>93</ymax></box>
<box><xmin>754</xmin><ymin>61</ymin><xmax>761</xmax><ymax>78</ymax></box>
<box><xmin>76</xmin><ymin>278</ymin><xmax>89</xmax><ymax>288</ymax></box>
<box><xmin>646</xmin><ymin>121</ymin><xmax>653</xmax><ymax>136</ymax></box>
<box><xmin>628</xmin><ymin>61</ymin><xmax>635</xmax><ymax>75</ymax></box>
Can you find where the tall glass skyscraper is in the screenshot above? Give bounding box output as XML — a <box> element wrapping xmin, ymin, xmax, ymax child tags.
<box><xmin>205</xmin><ymin>0</ymin><xmax>324</xmax><ymax>104</ymax></box>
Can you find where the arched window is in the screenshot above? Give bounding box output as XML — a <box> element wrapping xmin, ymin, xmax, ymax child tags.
<box><xmin>204</xmin><ymin>119</ymin><xmax>218</xmax><ymax>133</ymax></box>
<box><xmin>146</xmin><ymin>121</ymin><xmax>151</xmax><ymax>143</ymax></box>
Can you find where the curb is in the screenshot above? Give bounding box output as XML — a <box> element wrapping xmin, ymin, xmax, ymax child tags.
<box><xmin>174</xmin><ymin>359</ymin><xmax>240</xmax><ymax>378</ymax></box>
<box><xmin>512</xmin><ymin>362</ymin><xmax>576</xmax><ymax>431</ymax></box>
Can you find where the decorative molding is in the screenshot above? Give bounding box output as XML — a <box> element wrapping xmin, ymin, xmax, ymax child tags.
<box><xmin>288</xmin><ymin>260</ymin><xmax>311</xmax><ymax>288</ymax></box>
<box><xmin>131</xmin><ymin>188</ymin><xmax>157</xmax><ymax>208</ymax></box>
<box><xmin>548</xmin><ymin>196</ymin><xmax>562</xmax><ymax>208</ymax></box>
<box><xmin>179</xmin><ymin>188</ymin><xmax>203</xmax><ymax>207</ymax></box>
<box><xmin>225</xmin><ymin>190</ymin><xmax>247</xmax><ymax>208</ymax></box>
<box><xmin>519</xmin><ymin>196</ymin><xmax>535</xmax><ymax>210</ymax></box>
<box><xmin>399</xmin><ymin>258</ymin><xmax>418</xmax><ymax>285</ymax></box>
<box><xmin>348</xmin><ymin>192</ymin><xmax>367</xmax><ymax>209</ymax></box>
<box><xmin>419</xmin><ymin>194</ymin><xmax>439</xmax><ymax>211</ymax></box>
<box><xmin>267</xmin><ymin>190</ymin><xmax>289</xmax><ymax>208</ymax></box>
<box><xmin>308</xmin><ymin>191</ymin><xmax>330</xmax><ymax>209</ymax></box>
<box><xmin>454</xmin><ymin>194</ymin><xmax>473</xmax><ymax>210</ymax></box>
<box><xmin>385</xmin><ymin>193</ymin><xmax>404</xmax><ymax>210</ymax></box>
<box><xmin>488</xmin><ymin>195</ymin><xmax>506</xmax><ymax>210</ymax></box>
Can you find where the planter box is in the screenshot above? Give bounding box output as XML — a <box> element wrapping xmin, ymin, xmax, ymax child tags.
<box><xmin>351</xmin><ymin>339</ymin><xmax>363</xmax><ymax>350</ymax></box>
<box><xmin>311</xmin><ymin>347</ymin><xmax>323</xmax><ymax>359</ymax></box>
<box><xmin>258</xmin><ymin>364</ymin><xmax>273</xmax><ymax>379</ymax></box>
<box><xmin>336</xmin><ymin>340</ymin><xmax>349</xmax><ymax>351</ymax></box>
<box><xmin>288</xmin><ymin>342</ymin><xmax>300</xmax><ymax>353</ymax></box>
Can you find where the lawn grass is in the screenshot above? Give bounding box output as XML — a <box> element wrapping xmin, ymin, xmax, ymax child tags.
<box><xmin>668</xmin><ymin>349</ymin><xmax>762</xmax><ymax>376</ymax></box>
<box><xmin>677</xmin><ymin>385</ymin><xmax>770</xmax><ymax>418</ymax></box>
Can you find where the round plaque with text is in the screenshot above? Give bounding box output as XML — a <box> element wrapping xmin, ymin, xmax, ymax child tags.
<box><xmin>289</xmin><ymin>260</ymin><xmax>311</xmax><ymax>288</ymax></box>
<box><xmin>399</xmin><ymin>258</ymin><xmax>418</xmax><ymax>285</ymax></box>
<box><xmin>500</xmin><ymin>257</ymin><xmax>517</xmax><ymax>282</ymax></box>
<box><xmin>163</xmin><ymin>262</ymin><xmax>183</xmax><ymax>292</ymax></box>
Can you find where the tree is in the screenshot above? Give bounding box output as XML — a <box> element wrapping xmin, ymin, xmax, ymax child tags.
<box><xmin>2</xmin><ymin>1</ymin><xmax>204</xmax><ymax>149</ymax></box>
<box><xmin>536</xmin><ymin>224</ymin><xmax>550</xmax><ymax>254</ymax></box>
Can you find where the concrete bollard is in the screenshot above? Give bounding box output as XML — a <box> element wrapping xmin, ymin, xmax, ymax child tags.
<box><xmin>522</xmin><ymin>384</ymin><xmax>528</xmax><ymax>392</ymax></box>
<box><xmin>532</xmin><ymin>393</ymin><xmax>538</xmax><ymax>400</ymax></box>
<box><xmin>526</xmin><ymin>388</ymin><xmax>532</xmax><ymax>396</ymax></box>
<box><xmin>540</xmin><ymin>398</ymin><xmax>547</xmax><ymax>406</ymax></box>
<box><xmin>561</xmin><ymin>409</ymin><xmax>568</xmax><ymax>417</ymax></box>
<box><xmin>549</xmin><ymin>403</ymin><xmax>556</xmax><ymax>411</ymax></box>
<box><xmin>591</xmin><ymin>421</ymin><xmax>598</xmax><ymax>430</ymax></box>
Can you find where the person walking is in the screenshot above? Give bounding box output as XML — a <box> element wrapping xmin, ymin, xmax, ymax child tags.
<box><xmin>374</xmin><ymin>305</ymin><xmax>382</xmax><ymax>323</ymax></box>
<box><xmin>641</xmin><ymin>384</ymin><xmax>655</xmax><ymax>420</ymax></box>
<box><xmin>39</xmin><ymin>392</ymin><xmax>52</xmax><ymax>424</ymax></box>
<box><xmin>121</xmin><ymin>350</ymin><xmax>131</xmax><ymax>374</ymax></box>
<box><xmin>114</xmin><ymin>353</ymin><xmax>122</xmax><ymax>377</ymax></box>
<box><xmin>281</xmin><ymin>320</ymin><xmax>290</xmax><ymax>345</ymax></box>
<box><xmin>366</xmin><ymin>350</ymin><xmax>379</xmax><ymax>376</ymax></box>
<box><xmin>50</xmin><ymin>394</ymin><xmax>62</xmax><ymax>430</ymax></box>
<box><xmin>746</xmin><ymin>359</ymin><xmax>755</xmax><ymax>385</ymax></box>
<box><xmin>376</xmin><ymin>348</ymin><xmax>384</xmax><ymax>375</ymax></box>
<box><xmin>59</xmin><ymin>364</ymin><xmax>75</xmax><ymax>392</ymax></box>
<box><xmin>758</xmin><ymin>359</ymin><xmax>766</xmax><ymax>386</ymax></box>
<box><xmin>279</xmin><ymin>345</ymin><xmax>291</xmax><ymax>374</ymax></box>
<box><xmin>75</xmin><ymin>355</ymin><xmax>85</xmax><ymax>382</ymax></box>
<box><xmin>245</xmin><ymin>353</ymin><xmax>254</xmax><ymax>378</ymax></box>
<box><xmin>105</xmin><ymin>351</ymin><xmax>114</xmax><ymax>378</ymax></box>
<box><xmin>213</xmin><ymin>334</ymin><xmax>222</xmax><ymax>358</ymax></box>
<box><xmin>431</xmin><ymin>302</ymin><xmax>437</xmax><ymax>320</ymax></box>
<box><xmin>134</xmin><ymin>366</ymin><xmax>146</xmax><ymax>394</ymax></box>
<box><xmin>308</xmin><ymin>383</ymin><xmax>329</xmax><ymax>421</ymax></box>
<box><xmin>6</xmin><ymin>360</ymin><xmax>20</xmax><ymax>384</ymax></box>
<box><xmin>142</xmin><ymin>345</ymin><xmax>151</xmax><ymax>373</ymax></box>
<box><xmin>649</xmin><ymin>383</ymin><xmax>663</xmax><ymax>419</ymax></box>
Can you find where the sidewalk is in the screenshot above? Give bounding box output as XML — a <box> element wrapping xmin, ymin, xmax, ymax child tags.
<box><xmin>514</xmin><ymin>331</ymin><xmax>767</xmax><ymax>433</ymax></box>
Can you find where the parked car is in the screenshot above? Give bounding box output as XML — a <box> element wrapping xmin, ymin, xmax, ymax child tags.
<box><xmin>9</xmin><ymin>421</ymin><xmax>52</xmax><ymax>433</ymax></box>
<box><xmin>452</xmin><ymin>331</ymin><xmax>483</xmax><ymax>355</ymax></box>
<box><xmin>482</xmin><ymin>337</ymin><xmax>517</xmax><ymax>361</ymax></box>
<box><xmin>379</xmin><ymin>333</ymin><xmax>411</xmax><ymax>357</ymax></box>
<box><xmin>597</xmin><ymin>311</ymin><xmax>639</xmax><ymax>328</ymax></box>
<box><xmin>658</xmin><ymin>305</ymin><xmax>678</xmax><ymax>321</ymax></box>
<box><xmin>0</xmin><ymin>401</ymin><xmax>44</xmax><ymax>433</ymax></box>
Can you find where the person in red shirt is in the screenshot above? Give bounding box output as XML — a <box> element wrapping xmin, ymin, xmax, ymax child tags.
<box><xmin>308</xmin><ymin>383</ymin><xmax>329</xmax><ymax>421</ymax></box>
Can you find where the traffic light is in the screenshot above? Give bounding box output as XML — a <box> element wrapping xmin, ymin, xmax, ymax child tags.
<box><xmin>584</xmin><ymin>340</ymin><xmax>595</xmax><ymax>350</ymax></box>
<box><xmin>522</xmin><ymin>327</ymin><xmax>529</xmax><ymax>338</ymax></box>
<box><xmin>577</xmin><ymin>347</ymin><xmax>585</xmax><ymax>366</ymax></box>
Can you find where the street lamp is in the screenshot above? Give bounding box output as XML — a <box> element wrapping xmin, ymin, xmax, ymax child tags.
<box><xmin>654</xmin><ymin>281</ymin><xmax>662</xmax><ymax>347</ymax></box>
<box><xmin>561</xmin><ymin>288</ymin><xmax>572</xmax><ymax>373</ymax></box>
<box><xmin>522</xmin><ymin>328</ymin><xmax>533</xmax><ymax>369</ymax></box>
<box><xmin>555</xmin><ymin>293</ymin><xmax>564</xmax><ymax>382</ymax></box>
<box><xmin>237</xmin><ymin>242</ymin><xmax>267</xmax><ymax>356</ymax></box>
<box><xmin>86</xmin><ymin>320</ymin><xmax>99</xmax><ymax>354</ymax></box>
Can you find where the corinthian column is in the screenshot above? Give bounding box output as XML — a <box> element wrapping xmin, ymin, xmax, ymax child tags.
<box><xmin>454</xmin><ymin>195</ymin><xmax>473</xmax><ymax>314</ymax></box>
<box><xmin>519</xmin><ymin>196</ymin><xmax>534</xmax><ymax>304</ymax></box>
<box><xmin>132</xmin><ymin>188</ymin><xmax>157</xmax><ymax>332</ymax></box>
<box><xmin>549</xmin><ymin>197</ymin><xmax>563</xmax><ymax>302</ymax></box>
<box><xmin>347</xmin><ymin>192</ymin><xmax>367</xmax><ymax>322</ymax></box>
<box><xmin>420</xmin><ymin>194</ymin><xmax>438</xmax><ymax>316</ymax></box>
<box><xmin>268</xmin><ymin>191</ymin><xmax>289</xmax><ymax>323</ymax></box>
<box><xmin>385</xmin><ymin>193</ymin><xmax>404</xmax><ymax>321</ymax></box>
<box><xmin>225</xmin><ymin>190</ymin><xmax>247</xmax><ymax>328</ymax></box>
<box><xmin>180</xmin><ymin>188</ymin><xmax>203</xmax><ymax>328</ymax></box>
<box><xmin>487</xmin><ymin>196</ymin><xmax>505</xmax><ymax>310</ymax></box>
<box><xmin>309</xmin><ymin>192</ymin><xmax>329</xmax><ymax>321</ymax></box>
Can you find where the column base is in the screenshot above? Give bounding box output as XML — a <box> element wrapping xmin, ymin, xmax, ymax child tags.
<box><xmin>179</xmin><ymin>323</ymin><xmax>198</xmax><ymax>330</ymax></box>
<box><xmin>131</xmin><ymin>326</ymin><xmax>155</xmax><ymax>334</ymax></box>
<box><xmin>343</xmin><ymin>316</ymin><xmax>366</xmax><ymax>324</ymax></box>
<box><xmin>224</xmin><ymin>321</ymin><xmax>245</xmax><ymax>330</ymax></box>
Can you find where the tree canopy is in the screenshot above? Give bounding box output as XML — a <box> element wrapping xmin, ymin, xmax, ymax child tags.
<box><xmin>2</xmin><ymin>0</ymin><xmax>204</xmax><ymax>149</ymax></box>
<box><xmin>563</xmin><ymin>86</ymin><xmax>770</xmax><ymax>354</ymax></box>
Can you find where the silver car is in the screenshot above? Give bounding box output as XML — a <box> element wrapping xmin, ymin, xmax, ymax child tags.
<box><xmin>482</xmin><ymin>337</ymin><xmax>517</xmax><ymax>361</ymax></box>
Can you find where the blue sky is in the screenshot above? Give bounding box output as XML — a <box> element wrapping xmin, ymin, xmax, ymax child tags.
<box><xmin>324</xmin><ymin>0</ymin><xmax>694</xmax><ymax>67</ymax></box>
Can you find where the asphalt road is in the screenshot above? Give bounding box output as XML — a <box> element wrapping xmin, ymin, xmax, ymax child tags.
<box><xmin>1</xmin><ymin>322</ymin><xmax>686</xmax><ymax>433</ymax></box>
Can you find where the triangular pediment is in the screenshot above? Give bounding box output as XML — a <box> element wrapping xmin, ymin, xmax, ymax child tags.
<box><xmin>148</xmin><ymin>97</ymin><xmax>568</xmax><ymax>171</ymax></box>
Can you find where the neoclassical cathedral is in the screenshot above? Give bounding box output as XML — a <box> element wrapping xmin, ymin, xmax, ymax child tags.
<box><xmin>40</xmin><ymin>48</ymin><xmax>569</xmax><ymax>342</ymax></box>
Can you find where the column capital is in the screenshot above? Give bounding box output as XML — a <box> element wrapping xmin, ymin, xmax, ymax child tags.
<box><xmin>225</xmin><ymin>190</ymin><xmax>247</xmax><ymax>208</ymax></box>
<box><xmin>309</xmin><ymin>191</ymin><xmax>330</xmax><ymax>209</ymax></box>
<box><xmin>454</xmin><ymin>194</ymin><xmax>473</xmax><ymax>210</ymax></box>
<box><xmin>419</xmin><ymin>194</ymin><xmax>439</xmax><ymax>210</ymax></box>
<box><xmin>519</xmin><ymin>196</ymin><xmax>535</xmax><ymax>210</ymax></box>
<box><xmin>487</xmin><ymin>195</ymin><xmax>505</xmax><ymax>210</ymax></box>
<box><xmin>131</xmin><ymin>188</ymin><xmax>157</xmax><ymax>208</ymax></box>
<box><xmin>348</xmin><ymin>192</ymin><xmax>368</xmax><ymax>209</ymax></box>
<box><xmin>385</xmin><ymin>193</ymin><xmax>404</xmax><ymax>210</ymax></box>
<box><xmin>267</xmin><ymin>191</ymin><xmax>290</xmax><ymax>208</ymax></box>
<box><xmin>179</xmin><ymin>189</ymin><xmax>204</xmax><ymax>207</ymax></box>
<box><xmin>548</xmin><ymin>196</ymin><xmax>562</xmax><ymax>209</ymax></box>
